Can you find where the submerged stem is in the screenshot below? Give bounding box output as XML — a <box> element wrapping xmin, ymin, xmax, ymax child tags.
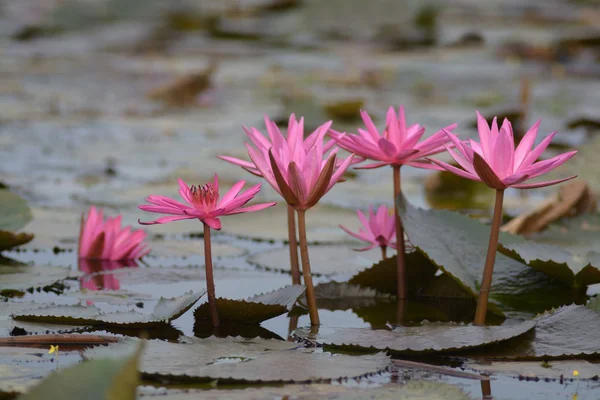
<box><xmin>296</xmin><ymin>210</ymin><xmax>320</xmax><ymax>326</ymax></box>
<box><xmin>203</xmin><ymin>223</ymin><xmax>220</xmax><ymax>327</ymax></box>
<box><xmin>474</xmin><ymin>189</ymin><xmax>505</xmax><ymax>325</ymax></box>
<box><xmin>287</xmin><ymin>204</ymin><xmax>301</xmax><ymax>285</ymax></box>
<box><xmin>393</xmin><ymin>165</ymin><xmax>407</xmax><ymax>300</ymax></box>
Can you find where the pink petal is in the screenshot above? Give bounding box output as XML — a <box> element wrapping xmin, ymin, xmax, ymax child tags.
<box><xmin>219</xmin><ymin>180</ymin><xmax>247</xmax><ymax>208</ymax></box>
<box><xmin>427</xmin><ymin>158</ymin><xmax>480</xmax><ymax>181</ymax></box>
<box><xmin>512</xmin><ymin>175</ymin><xmax>577</xmax><ymax>189</ymax></box>
<box><xmin>476</xmin><ymin>111</ymin><xmax>492</xmax><ymax>159</ymax></box>
<box><xmin>178</xmin><ymin>178</ymin><xmax>193</xmax><ymax>206</ymax></box>
<box><xmin>520</xmin><ymin>131</ymin><xmax>557</xmax><ymax>169</ymax></box>
<box><xmin>385</xmin><ymin>106</ymin><xmax>402</xmax><ymax>145</ymax></box>
<box><xmin>225</xmin><ymin>202</ymin><xmax>276</xmax><ymax>215</ymax></box>
<box><xmin>513</xmin><ymin>120</ymin><xmax>541</xmax><ymax>169</ymax></box>
<box><xmin>138</xmin><ymin>215</ymin><xmax>193</xmax><ymax>225</ymax></box>
<box><xmin>218</xmin><ymin>155</ymin><xmax>256</xmax><ymax>170</ymax></box>
<box><xmin>360</xmin><ymin>110</ymin><xmax>381</xmax><ymax>141</ymax></box>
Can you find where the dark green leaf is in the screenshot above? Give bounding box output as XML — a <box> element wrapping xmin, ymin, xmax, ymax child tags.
<box><xmin>0</xmin><ymin>190</ymin><xmax>32</xmax><ymax>232</ymax></box>
<box><xmin>0</xmin><ymin>231</ymin><xmax>34</xmax><ymax>252</ymax></box>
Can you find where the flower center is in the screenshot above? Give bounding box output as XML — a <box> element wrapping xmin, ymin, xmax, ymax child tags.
<box><xmin>189</xmin><ymin>183</ymin><xmax>219</xmax><ymax>211</ymax></box>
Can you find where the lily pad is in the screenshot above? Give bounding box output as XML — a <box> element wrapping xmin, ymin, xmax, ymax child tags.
<box><xmin>294</xmin><ymin>319</ymin><xmax>535</xmax><ymax>355</ymax></box>
<box><xmin>467</xmin><ymin>360</ymin><xmax>599</xmax><ymax>379</ymax></box>
<box><xmin>0</xmin><ymin>190</ymin><xmax>32</xmax><ymax>232</ymax></box>
<box><xmin>469</xmin><ymin>305</ymin><xmax>600</xmax><ymax>360</ymax></box>
<box><xmin>137</xmin><ymin>381</ymin><xmax>472</xmax><ymax>400</ymax></box>
<box><xmin>396</xmin><ymin>196</ymin><xmax>579</xmax><ymax>315</ymax></box>
<box><xmin>194</xmin><ymin>285</ymin><xmax>305</xmax><ymax>324</ymax></box>
<box><xmin>0</xmin><ymin>302</ymin><xmax>88</xmax><ymax>337</ymax></box>
<box><xmin>0</xmin><ymin>231</ymin><xmax>34</xmax><ymax>252</ymax></box>
<box><xmin>248</xmin><ymin>245</ymin><xmax>381</xmax><ymax>276</ymax></box>
<box><xmin>312</xmin><ymin>282</ymin><xmax>393</xmax><ymax>310</ymax></box>
<box><xmin>18</xmin><ymin>340</ymin><xmax>143</xmax><ymax>400</ymax></box>
<box><xmin>0</xmin><ymin>266</ymin><xmax>72</xmax><ymax>296</ymax></box>
<box><xmin>12</xmin><ymin>291</ymin><xmax>205</xmax><ymax>327</ymax></box>
<box><xmin>85</xmin><ymin>336</ymin><xmax>391</xmax><ymax>383</ymax></box>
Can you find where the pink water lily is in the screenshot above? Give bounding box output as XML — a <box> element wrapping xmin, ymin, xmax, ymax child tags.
<box><xmin>340</xmin><ymin>204</ymin><xmax>396</xmax><ymax>258</ymax></box>
<box><xmin>219</xmin><ymin>114</ymin><xmax>341</xmax><ymax>177</ymax></box>
<box><xmin>138</xmin><ymin>175</ymin><xmax>276</xmax><ymax>230</ymax></box>
<box><xmin>429</xmin><ymin>112</ymin><xmax>577</xmax><ymax>326</ymax></box>
<box><xmin>329</xmin><ymin>105</ymin><xmax>458</xmax><ymax>169</ymax></box>
<box><xmin>78</xmin><ymin>206</ymin><xmax>150</xmax><ymax>261</ymax></box>
<box><xmin>428</xmin><ymin>112</ymin><xmax>578</xmax><ymax>189</ymax></box>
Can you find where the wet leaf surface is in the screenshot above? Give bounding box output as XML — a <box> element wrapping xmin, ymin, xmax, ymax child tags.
<box><xmin>396</xmin><ymin>196</ymin><xmax>580</xmax><ymax>315</ymax></box>
<box><xmin>85</xmin><ymin>336</ymin><xmax>391</xmax><ymax>383</ymax></box>
<box><xmin>137</xmin><ymin>381</ymin><xmax>472</xmax><ymax>400</ymax></box>
<box><xmin>468</xmin><ymin>305</ymin><xmax>600</xmax><ymax>360</ymax></box>
<box><xmin>294</xmin><ymin>319</ymin><xmax>535</xmax><ymax>355</ymax></box>
<box><xmin>194</xmin><ymin>285</ymin><xmax>304</xmax><ymax>324</ymax></box>
<box><xmin>0</xmin><ymin>265</ymin><xmax>72</xmax><ymax>295</ymax></box>
<box><xmin>17</xmin><ymin>340</ymin><xmax>142</xmax><ymax>400</ymax></box>
<box><xmin>248</xmin><ymin>244</ymin><xmax>381</xmax><ymax>276</ymax></box>
<box><xmin>12</xmin><ymin>291</ymin><xmax>205</xmax><ymax>327</ymax></box>
<box><xmin>467</xmin><ymin>360</ymin><xmax>599</xmax><ymax>379</ymax></box>
<box><xmin>0</xmin><ymin>302</ymin><xmax>87</xmax><ymax>337</ymax></box>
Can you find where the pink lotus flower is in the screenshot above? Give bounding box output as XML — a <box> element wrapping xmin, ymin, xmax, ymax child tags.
<box><xmin>329</xmin><ymin>105</ymin><xmax>458</xmax><ymax>169</ymax></box>
<box><xmin>428</xmin><ymin>112</ymin><xmax>578</xmax><ymax>189</ymax></box>
<box><xmin>218</xmin><ymin>114</ymin><xmax>340</xmax><ymax>177</ymax></box>
<box><xmin>138</xmin><ymin>174</ymin><xmax>276</xmax><ymax>230</ymax></box>
<box><xmin>233</xmin><ymin>116</ymin><xmax>354</xmax><ymax>211</ymax></box>
<box><xmin>340</xmin><ymin>204</ymin><xmax>396</xmax><ymax>254</ymax></box>
<box><xmin>79</xmin><ymin>206</ymin><xmax>150</xmax><ymax>261</ymax></box>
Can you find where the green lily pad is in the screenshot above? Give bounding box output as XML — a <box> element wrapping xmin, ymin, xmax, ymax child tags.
<box><xmin>0</xmin><ymin>302</ymin><xmax>88</xmax><ymax>336</ymax></box>
<box><xmin>469</xmin><ymin>305</ymin><xmax>600</xmax><ymax>360</ymax></box>
<box><xmin>0</xmin><ymin>231</ymin><xmax>34</xmax><ymax>252</ymax></box>
<box><xmin>85</xmin><ymin>336</ymin><xmax>391</xmax><ymax>383</ymax></box>
<box><xmin>312</xmin><ymin>282</ymin><xmax>393</xmax><ymax>311</ymax></box>
<box><xmin>396</xmin><ymin>196</ymin><xmax>580</xmax><ymax>315</ymax></box>
<box><xmin>248</xmin><ymin>245</ymin><xmax>381</xmax><ymax>276</ymax></box>
<box><xmin>294</xmin><ymin>319</ymin><xmax>535</xmax><ymax>355</ymax></box>
<box><xmin>0</xmin><ymin>190</ymin><xmax>32</xmax><ymax>232</ymax></box>
<box><xmin>137</xmin><ymin>381</ymin><xmax>472</xmax><ymax>400</ymax></box>
<box><xmin>12</xmin><ymin>291</ymin><xmax>205</xmax><ymax>327</ymax></box>
<box><xmin>0</xmin><ymin>266</ymin><xmax>72</xmax><ymax>296</ymax></box>
<box><xmin>0</xmin><ymin>347</ymin><xmax>83</xmax><ymax>396</ymax></box>
<box><xmin>532</xmin><ymin>213</ymin><xmax>600</xmax><ymax>254</ymax></box>
<box><xmin>17</xmin><ymin>339</ymin><xmax>143</xmax><ymax>400</ymax></box>
<box><xmin>467</xmin><ymin>360</ymin><xmax>599</xmax><ymax>379</ymax></box>
<box><xmin>194</xmin><ymin>285</ymin><xmax>305</xmax><ymax>324</ymax></box>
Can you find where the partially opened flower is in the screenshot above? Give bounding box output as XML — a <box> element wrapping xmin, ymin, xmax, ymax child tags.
<box><xmin>138</xmin><ymin>175</ymin><xmax>275</xmax><ymax>328</ymax></box>
<box><xmin>428</xmin><ymin>112</ymin><xmax>577</xmax><ymax>325</ymax></box>
<box><xmin>428</xmin><ymin>112</ymin><xmax>577</xmax><ymax>189</ymax></box>
<box><xmin>340</xmin><ymin>204</ymin><xmax>396</xmax><ymax>259</ymax></box>
<box><xmin>78</xmin><ymin>206</ymin><xmax>150</xmax><ymax>261</ymax></box>
<box><xmin>329</xmin><ymin>105</ymin><xmax>458</xmax><ymax>302</ymax></box>
<box><xmin>218</xmin><ymin>114</ymin><xmax>343</xmax><ymax>284</ymax></box>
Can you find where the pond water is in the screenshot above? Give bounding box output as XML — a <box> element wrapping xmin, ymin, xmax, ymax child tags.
<box><xmin>1</xmin><ymin>0</ymin><xmax>600</xmax><ymax>399</ymax></box>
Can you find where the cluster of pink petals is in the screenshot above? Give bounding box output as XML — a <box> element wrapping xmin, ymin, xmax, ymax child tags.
<box><xmin>138</xmin><ymin>174</ymin><xmax>276</xmax><ymax>230</ymax></box>
<box><xmin>329</xmin><ymin>105</ymin><xmax>458</xmax><ymax>169</ymax></box>
<box><xmin>340</xmin><ymin>204</ymin><xmax>397</xmax><ymax>251</ymax></box>
<box><xmin>222</xmin><ymin>115</ymin><xmax>355</xmax><ymax>211</ymax></box>
<box><xmin>429</xmin><ymin>112</ymin><xmax>578</xmax><ymax>190</ymax></box>
<box><xmin>79</xmin><ymin>206</ymin><xmax>150</xmax><ymax>261</ymax></box>
<box><xmin>219</xmin><ymin>114</ymin><xmax>343</xmax><ymax>177</ymax></box>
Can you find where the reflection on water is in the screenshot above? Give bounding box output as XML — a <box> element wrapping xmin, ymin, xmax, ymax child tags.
<box><xmin>78</xmin><ymin>258</ymin><xmax>139</xmax><ymax>291</ymax></box>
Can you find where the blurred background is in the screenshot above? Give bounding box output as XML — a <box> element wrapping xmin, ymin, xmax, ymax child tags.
<box><xmin>0</xmin><ymin>0</ymin><xmax>599</xmax><ymax>236</ymax></box>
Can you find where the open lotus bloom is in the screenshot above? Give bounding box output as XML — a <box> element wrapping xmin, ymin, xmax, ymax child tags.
<box><xmin>219</xmin><ymin>114</ymin><xmax>342</xmax><ymax>177</ymax></box>
<box><xmin>428</xmin><ymin>112</ymin><xmax>578</xmax><ymax>190</ymax></box>
<box><xmin>232</xmin><ymin>117</ymin><xmax>354</xmax><ymax>211</ymax></box>
<box><xmin>329</xmin><ymin>105</ymin><xmax>458</xmax><ymax>169</ymax></box>
<box><xmin>138</xmin><ymin>175</ymin><xmax>276</xmax><ymax>230</ymax></box>
<box><xmin>79</xmin><ymin>206</ymin><xmax>150</xmax><ymax>261</ymax></box>
<box><xmin>340</xmin><ymin>204</ymin><xmax>396</xmax><ymax>252</ymax></box>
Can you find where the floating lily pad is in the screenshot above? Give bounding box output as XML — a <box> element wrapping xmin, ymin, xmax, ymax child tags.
<box><xmin>396</xmin><ymin>196</ymin><xmax>578</xmax><ymax>315</ymax></box>
<box><xmin>0</xmin><ymin>266</ymin><xmax>72</xmax><ymax>296</ymax></box>
<box><xmin>0</xmin><ymin>347</ymin><xmax>83</xmax><ymax>396</ymax></box>
<box><xmin>0</xmin><ymin>190</ymin><xmax>32</xmax><ymax>232</ymax></box>
<box><xmin>148</xmin><ymin>239</ymin><xmax>247</xmax><ymax>259</ymax></box>
<box><xmin>467</xmin><ymin>360</ymin><xmax>599</xmax><ymax>379</ymax></box>
<box><xmin>70</xmin><ymin>290</ymin><xmax>154</xmax><ymax>306</ymax></box>
<box><xmin>248</xmin><ymin>245</ymin><xmax>381</xmax><ymax>276</ymax></box>
<box><xmin>469</xmin><ymin>305</ymin><xmax>600</xmax><ymax>360</ymax></box>
<box><xmin>0</xmin><ymin>302</ymin><xmax>87</xmax><ymax>337</ymax></box>
<box><xmin>18</xmin><ymin>340</ymin><xmax>143</xmax><ymax>400</ymax></box>
<box><xmin>194</xmin><ymin>285</ymin><xmax>305</xmax><ymax>324</ymax></box>
<box><xmin>312</xmin><ymin>282</ymin><xmax>392</xmax><ymax>311</ymax></box>
<box><xmin>294</xmin><ymin>319</ymin><xmax>535</xmax><ymax>355</ymax></box>
<box><xmin>137</xmin><ymin>381</ymin><xmax>471</xmax><ymax>400</ymax></box>
<box><xmin>12</xmin><ymin>291</ymin><xmax>205</xmax><ymax>327</ymax></box>
<box><xmin>0</xmin><ymin>231</ymin><xmax>34</xmax><ymax>252</ymax></box>
<box><xmin>85</xmin><ymin>336</ymin><xmax>391</xmax><ymax>383</ymax></box>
